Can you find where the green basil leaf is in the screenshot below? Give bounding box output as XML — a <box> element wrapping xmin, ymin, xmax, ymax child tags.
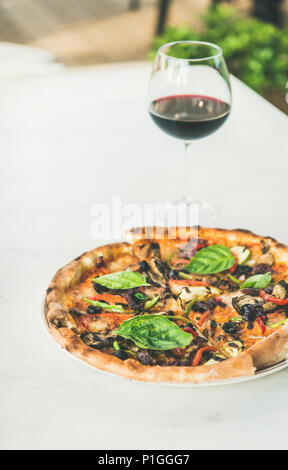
<box><xmin>134</xmin><ymin>292</ymin><xmax>149</xmax><ymax>301</ymax></box>
<box><xmin>144</xmin><ymin>295</ymin><xmax>160</xmax><ymax>310</ymax></box>
<box><xmin>241</xmin><ymin>272</ymin><xmax>271</xmax><ymax>289</ymax></box>
<box><xmin>92</xmin><ymin>271</ymin><xmax>149</xmax><ymax>290</ymax></box>
<box><xmin>82</xmin><ymin>297</ymin><xmax>124</xmax><ymax>313</ymax></box>
<box><xmin>116</xmin><ymin>314</ymin><xmax>192</xmax><ymax>350</ymax></box>
<box><xmin>186</xmin><ymin>245</ymin><xmax>235</xmax><ymax>274</ymax></box>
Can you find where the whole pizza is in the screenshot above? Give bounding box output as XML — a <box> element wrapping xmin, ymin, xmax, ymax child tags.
<box><xmin>45</xmin><ymin>227</ymin><xmax>288</xmax><ymax>384</ymax></box>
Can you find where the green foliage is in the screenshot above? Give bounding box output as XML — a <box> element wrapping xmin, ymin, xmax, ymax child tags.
<box><xmin>92</xmin><ymin>270</ymin><xmax>149</xmax><ymax>290</ymax></box>
<box><xmin>116</xmin><ymin>314</ymin><xmax>193</xmax><ymax>350</ymax></box>
<box><xmin>151</xmin><ymin>5</ymin><xmax>288</xmax><ymax>94</ymax></box>
<box><xmin>185</xmin><ymin>244</ymin><xmax>235</xmax><ymax>274</ymax></box>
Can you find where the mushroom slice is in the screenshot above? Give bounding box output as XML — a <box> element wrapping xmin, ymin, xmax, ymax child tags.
<box><xmin>178</xmin><ymin>286</ymin><xmax>220</xmax><ymax>306</ymax></box>
<box><xmin>232</xmin><ymin>295</ymin><xmax>258</xmax><ymax>314</ymax></box>
<box><xmin>272</xmin><ymin>282</ymin><xmax>287</xmax><ymax>300</ymax></box>
<box><xmin>262</xmin><ymin>302</ymin><xmax>278</xmax><ymax>313</ymax></box>
<box><xmin>257</xmin><ymin>252</ymin><xmax>274</xmax><ymax>266</ymax></box>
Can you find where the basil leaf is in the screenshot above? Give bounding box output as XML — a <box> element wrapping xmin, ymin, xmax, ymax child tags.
<box><xmin>144</xmin><ymin>295</ymin><xmax>160</xmax><ymax>310</ymax></box>
<box><xmin>92</xmin><ymin>271</ymin><xmax>149</xmax><ymax>290</ymax></box>
<box><xmin>186</xmin><ymin>245</ymin><xmax>235</xmax><ymax>274</ymax></box>
<box><xmin>134</xmin><ymin>292</ymin><xmax>149</xmax><ymax>301</ymax></box>
<box><xmin>82</xmin><ymin>297</ymin><xmax>124</xmax><ymax>313</ymax></box>
<box><xmin>116</xmin><ymin>314</ymin><xmax>192</xmax><ymax>350</ymax></box>
<box><xmin>241</xmin><ymin>272</ymin><xmax>271</xmax><ymax>289</ymax></box>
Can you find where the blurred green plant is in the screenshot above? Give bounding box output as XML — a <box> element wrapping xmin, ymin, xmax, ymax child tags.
<box><xmin>150</xmin><ymin>5</ymin><xmax>288</xmax><ymax>96</ymax></box>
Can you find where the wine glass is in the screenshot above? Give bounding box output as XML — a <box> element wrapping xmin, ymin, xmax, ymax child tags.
<box><xmin>148</xmin><ymin>41</ymin><xmax>232</xmax><ymax>224</ymax></box>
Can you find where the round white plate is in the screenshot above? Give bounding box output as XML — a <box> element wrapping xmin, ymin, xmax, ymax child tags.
<box><xmin>42</xmin><ymin>300</ymin><xmax>288</xmax><ymax>387</ymax></box>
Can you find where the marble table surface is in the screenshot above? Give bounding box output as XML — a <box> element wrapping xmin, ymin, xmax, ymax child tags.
<box><xmin>1</xmin><ymin>61</ymin><xmax>287</xmax><ymax>450</ymax></box>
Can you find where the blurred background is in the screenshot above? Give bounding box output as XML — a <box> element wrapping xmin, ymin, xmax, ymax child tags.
<box><xmin>0</xmin><ymin>0</ymin><xmax>287</xmax><ymax>112</ymax></box>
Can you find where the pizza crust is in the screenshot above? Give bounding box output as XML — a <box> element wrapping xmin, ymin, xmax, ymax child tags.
<box><xmin>45</xmin><ymin>227</ymin><xmax>288</xmax><ymax>383</ymax></box>
<box><xmin>50</xmin><ymin>326</ymin><xmax>255</xmax><ymax>383</ymax></box>
<box><xmin>248</xmin><ymin>324</ymin><xmax>288</xmax><ymax>369</ymax></box>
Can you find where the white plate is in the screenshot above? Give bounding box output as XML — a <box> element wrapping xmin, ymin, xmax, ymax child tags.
<box><xmin>42</xmin><ymin>299</ymin><xmax>288</xmax><ymax>387</ymax></box>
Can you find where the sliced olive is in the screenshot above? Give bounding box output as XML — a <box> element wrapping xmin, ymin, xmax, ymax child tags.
<box><xmin>222</xmin><ymin>321</ymin><xmax>238</xmax><ymax>334</ymax></box>
<box><xmin>139</xmin><ymin>260</ymin><xmax>149</xmax><ymax>272</ymax></box>
<box><xmin>86</xmin><ymin>305</ymin><xmax>102</xmax><ymax>314</ymax></box>
<box><xmin>113</xmin><ymin>350</ymin><xmax>128</xmax><ymax>361</ymax></box>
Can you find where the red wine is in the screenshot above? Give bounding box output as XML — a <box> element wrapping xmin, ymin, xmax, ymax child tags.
<box><xmin>149</xmin><ymin>95</ymin><xmax>230</xmax><ymax>140</ymax></box>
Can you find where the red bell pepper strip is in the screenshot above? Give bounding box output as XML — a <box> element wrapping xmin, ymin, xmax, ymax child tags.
<box><xmin>229</xmin><ymin>260</ymin><xmax>238</xmax><ymax>274</ymax></box>
<box><xmin>87</xmin><ymin>294</ymin><xmax>128</xmax><ymax>305</ymax></box>
<box><xmin>198</xmin><ymin>310</ymin><xmax>211</xmax><ymax>327</ymax></box>
<box><xmin>259</xmin><ymin>290</ymin><xmax>288</xmax><ymax>305</ymax></box>
<box><xmin>192</xmin><ymin>346</ymin><xmax>217</xmax><ymax>367</ymax></box>
<box><xmin>182</xmin><ymin>326</ymin><xmax>198</xmax><ymax>337</ymax></box>
<box><xmin>257</xmin><ymin>316</ymin><xmax>266</xmax><ymax>335</ymax></box>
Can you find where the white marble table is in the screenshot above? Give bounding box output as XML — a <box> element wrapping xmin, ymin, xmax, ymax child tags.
<box><xmin>1</xmin><ymin>62</ymin><xmax>287</xmax><ymax>450</ymax></box>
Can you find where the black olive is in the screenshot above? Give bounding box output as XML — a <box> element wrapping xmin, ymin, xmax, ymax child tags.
<box><xmin>92</xmin><ymin>282</ymin><xmax>109</xmax><ymax>293</ymax></box>
<box><xmin>86</xmin><ymin>305</ymin><xmax>102</xmax><ymax>314</ymax></box>
<box><xmin>69</xmin><ymin>308</ymin><xmax>83</xmax><ymax>316</ymax></box>
<box><xmin>240</xmin><ymin>304</ymin><xmax>263</xmax><ymax>329</ymax></box>
<box><xmin>92</xmin><ymin>333</ymin><xmax>102</xmax><ymax>342</ymax></box>
<box><xmin>234</xmin><ymin>265</ymin><xmax>252</xmax><ymax>277</ymax></box>
<box><xmin>151</xmin><ymin>242</ymin><xmax>160</xmax><ymax>253</ymax></box>
<box><xmin>139</xmin><ymin>260</ymin><xmax>149</xmax><ymax>272</ymax></box>
<box><xmin>252</xmin><ymin>263</ymin><xmax>271</xmax><ymax>275</ymax></box>
<box><xmin>228</xmin><ymin>342</ymin><xmax>240</xmax><ymax>348</ymax></box>
<box><xmin>210</xmin><ymin>319</ymin><xmax>217</xmax><ymax>331</ymax></box>
<box><xmin>113</xmin><ymin>350</ymin><xmax>128</xmax><ymax>361</ymax></box>
<box><xmin>136</xmin><ymin>349</ymin><xmax>153</xmax><ymax>365</ymax></box>
<box><xmin>241</xmin><ymin>288</ymin><xmax>259</xmax><ymax>296</ymax></box>
<box><xmin>155</xmin><ymin>259</ymin><xmax>168</xmax><ymax>277</ymax></box>
<box><xmin>95</xmin><ymin>256</ymin><xmax>104</xmax><ymax>268</ymax></box>
<box><xmin>222</xmin><ymin>321</ymin><xmax>238</xmax><ymax>334</ymax></box>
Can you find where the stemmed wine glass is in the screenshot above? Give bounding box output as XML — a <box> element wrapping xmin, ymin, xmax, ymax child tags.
<box><xmin>148</xmin><ymin>41</ymin><xmax>232</xmax><ymax>224</ymax></box>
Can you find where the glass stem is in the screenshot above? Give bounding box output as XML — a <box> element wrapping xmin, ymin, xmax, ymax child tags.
<box><xmin>184</xmin><ymin>141</ymin><xmax>193</xmax><ymax>203</ymax></box>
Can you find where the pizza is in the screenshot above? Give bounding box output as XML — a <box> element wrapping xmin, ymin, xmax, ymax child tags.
<box><xmin>45</xmin><ymin>227</ymin><xmax>288</xmax><ymax>384</ymax></box>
